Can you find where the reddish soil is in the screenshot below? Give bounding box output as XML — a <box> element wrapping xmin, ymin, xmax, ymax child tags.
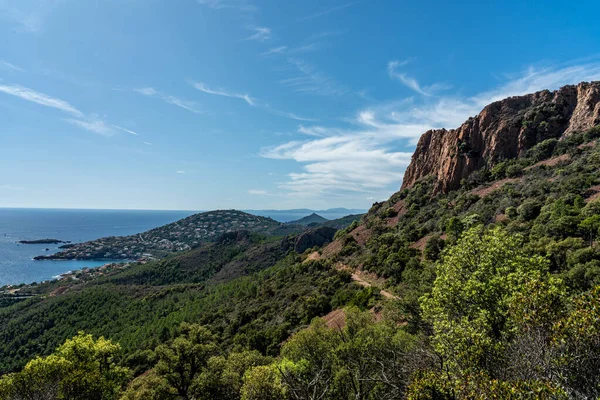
<box><xmin>321</xmin><ymin>239</ymin><xmax>342</xmax><ymax>258</ymax></box>
<box><xmin>471</xmin><ymin>178</ymin><xmax>520</xmax><ymax>198</ymax></box>
<box><xmin>524</xmin><ymin>153</ymin><xmax>570</xmax><ymax>171</ymax></box>
<box><xmin>585</xmin><ymin>185</ymin><xmax>600</xmax><ymax>203</ymax></box>
<box><xmin>323</xmin><ymin>309</ymin><xmax>346</xmax><ymax>329</ymax></box>
<box><xmin>410</xmin><ymin>234</ymin><xmax>434</xmax><ymax>252</ymax></box>
<box><xmin>387</xmin><ymin>200</ymin><xmax>407</xmax><ymax>227</ymax></box>
<box><xmin>350</xmin><ymin>224</ymin><xmax>372</xmax><ymax>246</ymax></box>
<box><xmin>495</xmin><ymin>213</ymin><xmax>509</xmax><ymax>223</ymax></box>
<box><xmin>49</xmin><ymin>286</ymin><xmax>68</xmax><ymax>297</ymax></box>
<box><xmin>305</xmin><ymin>251</ymin><xmax>321</xmax><ymax>262</ymax></box>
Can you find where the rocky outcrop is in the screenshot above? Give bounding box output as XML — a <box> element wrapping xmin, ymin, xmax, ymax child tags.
<box><xmin>402</xmin><ymin>81</ymin><xmax>600</xmax><ymax>194</ymax></box>
<box><xmin>294</xmin><ymin>227</ymin><xmax>338</xmax><ymax>254</ymax></box>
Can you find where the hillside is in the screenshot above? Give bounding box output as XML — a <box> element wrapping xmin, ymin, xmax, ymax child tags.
<box><xmin>0</xmin><ymin>230</ymin><xmax>374</xmax><ymax>374</ymax></box>
<box><xmin>402</xmin><ymin>81</ymin><xmax>600</xmax><ymax>194</ymax></box>
<box><xmin>33</xmin><ymin>210</ymin><xmax>304</xmax><ymax>261</ymax></box>
<box><xmin>4</xmin><ymin>82</ymin><xmax>600</xmax><ymax>399</ymax></box>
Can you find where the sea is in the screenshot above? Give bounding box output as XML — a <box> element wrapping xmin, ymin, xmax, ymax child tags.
<box><xmin>0</xmin><ymin>208</ymin><xmax>364</xmax><ymax>287</ymax></box>
<box><xmin>0</xmin><ymin>208</ymin><xmax>195</xmax><ymax>286</ymax></box>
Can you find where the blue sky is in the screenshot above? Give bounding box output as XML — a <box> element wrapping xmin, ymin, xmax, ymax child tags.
<box><xmin>1</xmin><ymin>0</ymin><xmax>600</xmax><ymax>210</ymax></box>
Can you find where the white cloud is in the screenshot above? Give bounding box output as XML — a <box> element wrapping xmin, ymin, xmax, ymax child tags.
<box><xmin>0</xmin><ymin>0</ymin><xmax>65</xmax><ymax>33</ymax></box>
<box><xmin>112</xmin><ymin>125</ymin><xmax>139</xmax><ymax>135</ymax></box>
<box><xmin>0</xmin><ymin>83</ymin><xmax>133</xmax><ymax>137</ymax></box>
<box><xmin>0</xmin><ymin>184</ymin><xmax>24</xmax><ymax>190</ymax></box>
<box><xmin>387</xmin><ymin>60</ymin><xmax>451</xmax><ymax>96</ymax></box>
<box><xmin>191</xmin><ymin>80</ymin><xmax>314</xmax><ymax>121</ymax></box>
<box><xmin>134</xmin><ymin>87</ymin><xmax>157</xmax><ymax>96</ymax></box>
<box><xmin>1</xmin><ymin>60</ymin><xmax>24</xmax><ymax>72</ymax></box>
<box><xmin>263</xmin><ymin>60</ymin><xmax>600</xmax><ymax>200</ymax></box>
<box><xmin>176</xmin><ymin>170</ymin><xmax>186</xmax><ymax>174</ymax></box>
<box><xmin>143</xmin><ymin>141</ymin><xmax>153</xmax><ymax>146</ymax></box>
<box><xmin>196</xmin><ymin>0</ymin><xmax>257</xmax><ymax>12</ymax></box>
<box><xmin>244</xmin><ymin>26</ymin><xmax>271</xmax><ymax>42</ymax></box>
<box><xmin>248</xmin><ymin>189</ymin><xmax>268</xmax><ymax>195</ymax></box>
<box><xmin>261</xmin><ymin>46</ymin><xmax>288</xmax><ymax>56</ymax></box>
<box><xmin>280</xmin><ymin>58</ymin><xmax>348</xmax><ymax>96</ymax></box>
<box><xmin>0</xmin><ymin>84</ymin><xmax>83</xmax><ymax>117</ymax></box>
<box><xmin>135</xmin><ymin>87</ymin><xmax>202</xmax><ymax>114</ymax></box>
<box><xmin>298</xmin><ymin>2</ymin><xmax>357</xmax><ymax>22</ymax></box>
<box><xmin>191</xmin><ymin>81</ymin><xmax>255</xmax><ymax>106</ymax></box>
<box><xmin>65</xmin><ymin>118</ymin><xmax>114</xmax><ymax>136</ymax></box>
<box><xmin>268</xmin><ymin>109</ymin><xmax>316</xmax><ymax>122</ymax></box>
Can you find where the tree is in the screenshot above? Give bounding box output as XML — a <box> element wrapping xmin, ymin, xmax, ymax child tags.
<box><xmin>553</xmin><ymin>286</ymin><xmax>600</xmax><ymax>398</ymax></box>
<box><xmin>0</xmin><ymin>332</ymin><xmax>131</xmax><ymax>400</ymax></box>
<box><xmin>120</xmin><ymin>370</ymin><xmax>177</xmax><ymax>400</ymax></box>
<box><xmin>154</xmin><ymin>323</ymin><xmax>218</xmax><ymax>400</ymax></box>
<box><xmin>191</xmin><ymin>350</ymin><xmax>272</xmax><ymax>400</ymax></box>
<box><xmin>424</xmin><ymin>235</ymin><xmax>445</xmax><ymax>262</ymax></box>
<box><xmin>445</xmin><ymin>217</ymin><xmax>464</xmax><ymax>242</ymax></box>
<box><xmin>278</xmin><ymin>318</ymin><xmax>338</xmax><ymax>400</ymax></box>
<box><xmin>579</xmin><ymin>215</ymin><xmax>600</xmax><ymax>245</ymax></box>
<box><xmin>421</xmin><ymin>226</ymin><xmax>549</xmax><ymax>377</ymax></box>
<box><xmin>240</xmin><ymin>365</ymin><xmax>287</xmax><ymax>400</ymax></box>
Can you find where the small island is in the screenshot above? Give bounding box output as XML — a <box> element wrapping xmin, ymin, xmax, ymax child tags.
<box><xmin>19</xmin><ymin>239</ymin><xmax>66</xmax><ymax>245</ymax></box>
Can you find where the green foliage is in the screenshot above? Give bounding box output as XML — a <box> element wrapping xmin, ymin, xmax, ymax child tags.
<box><xmin>240</xmin><ymin>365</ymin><xmax>287</xmax><ymax>400</ymax></box>
<box><xmin>424</xmin><ymin>235</ymin><xmax>445</xmax><ymax>262</ymax></box>
<box><xmin>275</xmin><ymin>309</ymin><xmax>419</xmax><ymax>400</ymax></box>
<box><xmin>421</xmin><ymin>226</ymin><xmax>550</xmax><ymax>375</ymax></box>
<box><xmin>0</xmin><ymin>332</ymin><xmax>131</xmax><ymax>400</ymax></box>
<box><xmin>527</xmin><ymin>138</ymin><xmax>559</xmax><ymax>162</ymax></box>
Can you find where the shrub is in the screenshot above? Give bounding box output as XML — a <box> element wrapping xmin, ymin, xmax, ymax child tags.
<box><xmin>506</xmin><ymin>164</ymin><xmax>524</xmax><ymax>178</ymax></box>
<box><xmin>518</xmin><ymin>199</ymin><xmax>542</xmax><ymax>221</ymax></box>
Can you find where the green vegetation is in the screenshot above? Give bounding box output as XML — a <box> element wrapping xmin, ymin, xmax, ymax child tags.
<box><xmin>0</xmin><ymin>332</ymin><xmax>130</xmax><ymax>399</ymax></box>
<box><xmin>3</xmin><ymin>127</ymin><xmax>600</xmax><ymax>398</ymax></box>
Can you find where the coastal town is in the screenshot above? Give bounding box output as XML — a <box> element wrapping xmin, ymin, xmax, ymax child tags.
<box><xmin>33</xmin><ymin>210</ymin><xmax>301</xmax><ymax>261</ymax></box>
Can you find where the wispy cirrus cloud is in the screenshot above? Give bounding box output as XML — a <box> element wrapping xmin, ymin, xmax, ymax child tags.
<box><xmin>191</xmin><ymin>82</ymin><xmax>255</xmax><ymax>106</ymax></box>
<box><xmin>388</xmin><ymin>59</ymin><xmax>452</xmax><ymax>96</ymax></box>
<box><xmin>261</xmin><ymin>46</ymin><xmax>288</xmax><ymax>56</ymax></box>
<box><xmin>1</xmin><ymin>60</ymin><xmax>25</xmax><ymax>72</ymax></box>
<box><xmin>280</xmin><ymin>58</ymin><xmax>348</xmax><ymax>96</ymax></box>
<box><xmin>0</xmin><ymin>84</ymin><xmax>83</xmax><ymax>117</ymax></box>
<box><xmin>134</xmin><ymin>87</ymin><xmax>202</xmax><ymax>114</ymax></box>
<box><xmin>298</xmin><ymin>2</ymin><xmax>357</xmax><ymax>22</ymax></box>
<box><xmin>261</xmin><ymin>43</ymin><xmax>321</xmax><ymax>57</ymax></box>
<box><xmin>262</xmin><ymin>60</ymin><xmax>600</xmax><ymax>200</ymax></box>
<box><xmin>112</xmin><ymin>125</ymin><xmax>139</xmax><ymax>135</ymax></box>
<box><xmin>0</xmin><ymin>0</ymin><xmax>65</xmax><ymax>33</ymax></box>
<box><xmin>0</xmin><ymin>184</ymin><xmax>24</xmax><ymax>190</ymax></box>
<box><xmin>248</xmin><ymin>189</ymin><xmax>269</xmax><ymax>195</ymax></box>
<box><xmin>64</xmin><ymin>118</ymin><xmax>115</xmax><ymax>136</ymax></box>
<box><xmin>196</xmin><ymin>0</ymin><xmax>257</xmax><ymax>12</ymax></box>
<box><xmin>244</xmin><ymin>26</ymin><xmax>271</xmax><ymax>41</ymax></box>
<box><xmin>0</xmin><ymin>83</ymin><xmax>140</xmax><ymax>137</ymax></box>
<box><xmin>190</xmin><ymin>80</ymin><xmax>315</xmax><ymax>121</ymax></box>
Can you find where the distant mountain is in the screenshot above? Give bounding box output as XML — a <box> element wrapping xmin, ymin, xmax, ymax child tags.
<box><xmin>245</xmin><ymin>208</ymin><xmax>367</xmax><ymax>222</ymax></box>
<box><xmin>288</xmin><ymin>213</ymin><xmax>329</xmax><ymax>226</ymax></box>
<box><xmin>34</xmin><ymin>210</ymin><xmax>305</xmax><ymax>261</ymax></box>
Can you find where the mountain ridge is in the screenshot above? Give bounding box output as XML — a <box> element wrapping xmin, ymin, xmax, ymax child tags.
<box><xmin>402</xmin><ymin>81</ymin><xmax>600</xmax><ymax>194</ymax></box>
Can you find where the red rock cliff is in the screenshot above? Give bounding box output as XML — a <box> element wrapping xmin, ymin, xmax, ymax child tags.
<box><xmin>401</xmin><ymin>81</ymin><xmax>600</xmax><ymax>194</ymax></box>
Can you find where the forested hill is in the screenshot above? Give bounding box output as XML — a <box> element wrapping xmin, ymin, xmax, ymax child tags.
<box><xmin>3</xmin><ymin>83</ymin><xmax>600</xmax><ymax>399</ymax></box>
<box><xmin>33</xmin><ymin>210</ymin><xmax>304</xmax><ymax>261</ymax></box>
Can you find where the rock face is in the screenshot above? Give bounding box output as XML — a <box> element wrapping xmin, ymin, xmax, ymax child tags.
<box><xmin>294</xmin><ymin>227</ymin><xmax>338</xmax><ymax>254</ymax></box>
<box><xmin>402</xmin><ymin>81</ymin><xmax>600</xmax><ymax>194</ymax></box>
